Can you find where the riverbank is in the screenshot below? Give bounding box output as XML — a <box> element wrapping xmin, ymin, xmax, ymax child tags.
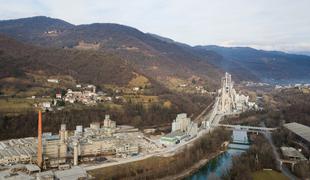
<box><xmin>159</xmin><ymin>150</ymin><xmax>225</xmax><ymax>180</ymax></box>
<box><xmin>87</xmin><ymin>129</ymin><xmax>231</xmax><ymax>180</ymax></box>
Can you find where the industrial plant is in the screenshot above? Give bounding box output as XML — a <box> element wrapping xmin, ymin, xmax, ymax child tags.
<box><xmin>0</xmin><ymin>72</ymin><xmax>261</xmax><ymax>179</ymax></box>
<box><xmin>0</xmin><ymin>112</ymin><xmax>163</xmax><ymax>179</ymax></box>
<box><xmin>218</xmin><ymin>72</ymin><xmax>257</xmax><ymax>113</ymax></box>
<box><xmin>160</xmin><ymin>113</ymin><xmax>198</xmax><ymax>145</ymax></box>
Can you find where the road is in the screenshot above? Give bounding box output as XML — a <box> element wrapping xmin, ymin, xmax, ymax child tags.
<box><xmin>261</xmin><ymin>122</ymin><xmax>298</xmax><ymax>180</ymax></box>
<box><xmin>263</xmin><ymin>131</ymin><xmax>298</xmax><ymax>180</ymax></box>
<box><xmin>84</xmin><ymin>120</ymin><xmax>217</xmax><ymax>171</ymax></box>
<box><xmin>84</xmin><ymin>92</ymin><xmax>299</xmax><ymax>180</ymax></box>
<box><xmin>215</xmin><ymin>124</ymin><xmax>277</xmax><ymax>132</ymax></box>
<box><xmin>84</xmin><ymin>98</ymin><xmax>225</xmax><ymax>171</ymax></box>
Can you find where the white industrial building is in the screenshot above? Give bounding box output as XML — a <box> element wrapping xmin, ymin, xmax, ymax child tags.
<box><xmin>218</xmin><ymin>72</ymin><xmax>258</xmax><ymax>113</ymax></box>
<box><xmin>0</xmin><ymin>115</ymin><xmax>147</xmax><ymax>167</ymax></box>
<box><xmin>172</xmin><ymin>113</ymin><xmax>191</xmax><ymax>132</ymax></box>
<box><xmin>161</xmin><ymin>113</ymin><xmax>198</xmax><ymax>145</ymax></box>
<box><xmin>0</xmin><ymin>138</ymin><xmax>37</xmax><ymax>165</ymax></box>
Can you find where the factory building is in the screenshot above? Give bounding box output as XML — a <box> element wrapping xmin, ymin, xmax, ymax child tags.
<box><xmin>74</xmin><ymin>125</ymin><xmax>83</xmax><ymax>136</ymax></box>
<box><xmin>0</xmin><ymin>137</ymin><xmax>38</xmax><ymax>165</ymax></box>
<box><xmin>67</xmin><ymin>115</ymin><xmax>141</xmax><ymax>165</ymax></box>
<box><xmin>71</xmin><ymin>134</ymin><xmax>139</xmax><ymax>164</ymax></box>
<box><xmin>161</xmin><ymin>113</ymin><xmax>198</xmax><ymax>145</ymax></box>
<box><xmin>218</xmin><ymin>72</ymin><xmax>257</xmax><ymax>113</ymax></box>
<box><xmin>0</xmin><ymin>113</ymin><xmax>149</xmax><ymax>169</ymax></box>
<box><xmin>43</xmin><ymin>135</ymin><xmax>66</xmax><ymax>158</ymax></box>
<box><xmin>172</xmin><ymin>113</ymin><xmax>191</xmax><ymax>132</ymax></box>
<box><xmin>283</xmin><ymin>122</ymin><xmax>310</xmax><ymax>149</ymax></box>
<box><xmin>116</xmin><ymin>143</ymin><xmax>139</xmax><ymax>157</ymax></box>
<box><xmin>103</xmin><ymin>115</ymin><xmax>116</xmax><ymax>128</ymax></box>
<box><xmin>42</xmin><ymin>134</ymin><xmax>68</xmax><ymax>168</ymax></box>
<box><xmin>280</xmin><ymin>147</ymin><xmax>307</xmax><ymax>161</ymax></box>
<box><xmin>77</xmin><ymin>137</ymin><xmax>116</xmax><ymax>156</ymax></box>
<box><xmin>0</xmin><ymin>132</ymin><xmax>68</xmax><ymax>167</ymax></box>
<box><xmin>160</xmin><ymin>130</ymin><xmax>187</xmax><ymax>145</ymax></box>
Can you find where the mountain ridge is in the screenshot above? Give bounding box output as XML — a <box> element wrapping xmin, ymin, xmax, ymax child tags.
<box><xmin>194</xmin><ymin>45</ymin><xmax>310</xmax><ymax>84</ymax></box>
<box><xmin>1</xmin><ymin>16</ymin><xmax>310</xmax><ymax>84</ymax></box>
<box><xmin>0</xmin><ymin>16</ymin><xmax>223</xmax><ymax>89</ymax></box>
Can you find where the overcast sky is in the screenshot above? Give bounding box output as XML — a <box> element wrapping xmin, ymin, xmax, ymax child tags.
<box><xmin>1</xmin><ymin>0</ymin><xmax>310</xmax><ymax>53</ymax></box>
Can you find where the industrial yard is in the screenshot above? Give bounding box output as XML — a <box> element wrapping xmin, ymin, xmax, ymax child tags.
<box><xmin>0</xmin><ymin>112</ymin><xmax>200</xmax><ymax>179</ymax></box>
<box><xmin>0</xmin><ymin>113</ymin><xmax>166</xmax><ymax>179</ymax></box>
<box><xmin>0</xmin><ymin>72</ymin><xmax>259</xmax><ymax>179</ymax></box>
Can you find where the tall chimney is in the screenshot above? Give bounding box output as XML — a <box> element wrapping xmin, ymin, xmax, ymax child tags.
<box><xmin>37</xmin><ymin>110</ymin><xmax>43</xmax><ymax>168</ymax></box>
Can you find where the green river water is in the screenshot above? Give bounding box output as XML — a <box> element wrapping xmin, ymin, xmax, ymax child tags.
<box><xmin>185</xmin><ymin>143</ymin><xmax>250</xmax><ymax>180</ymax></box>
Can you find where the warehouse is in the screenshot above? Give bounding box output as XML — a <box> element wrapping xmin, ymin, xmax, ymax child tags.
<box><xmin>283</xmin><ymin>122</ymin><xmax>310</xmax><ymax>148</ymax></box>
<box><xmin>160</xmin><ymin>130</ymin><xmax>187</xmax><ymax>145</ymax></box>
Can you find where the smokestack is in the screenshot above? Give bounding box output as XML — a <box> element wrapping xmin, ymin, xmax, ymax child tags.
<box><xmin>37</xmin><ymin>110</ymin><xmax>43</xmax><ymax>168</ymax></box>
<box><xmin>73</xmin><ymin>141</ymin><xmax>78</xmax><ymax>166</ymax></box>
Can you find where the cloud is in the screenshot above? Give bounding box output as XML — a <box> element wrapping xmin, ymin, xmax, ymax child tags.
<box><xmin>219</xmin><ymin>40</ymin><xmax>310</xmax><ymax>53</ymax></box>
<box><xmin>0</xmin><ymin>0</ymin><xmax>309</xmax><ymax>52</ymax></box>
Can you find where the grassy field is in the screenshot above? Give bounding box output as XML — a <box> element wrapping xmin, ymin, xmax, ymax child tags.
<box><xmin>253</xmin><ymin>170</ymin><xmax>289</xmax><ymax>180</ymax></box>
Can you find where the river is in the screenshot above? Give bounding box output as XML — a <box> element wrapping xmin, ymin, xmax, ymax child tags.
<box><xmin>185</xmin><ymin>143</ymin><xmax>250</xmax><ymax>180</ymax></box>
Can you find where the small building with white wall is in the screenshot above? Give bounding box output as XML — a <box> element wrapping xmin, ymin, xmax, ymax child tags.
<box><xmin>47</xmin><ymin>79</ymin><xmax>59</xmax><ymax>83</ymax></box>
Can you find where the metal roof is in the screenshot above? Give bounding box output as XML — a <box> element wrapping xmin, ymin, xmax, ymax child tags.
<box><xmin>25</xmin><ymin>164</ymin><xmax>41</xmax><ymax>172</ymax></box>
<box><xmin>283</xmin><ymin>122</ymin><xmax>310</xmax><ymax>143</ymax></box>
<box><xmin>162</xmin><ymin>130</ymin><xmax>186</xmax><ymax>138</ymax></box>
<box><xmin>280</xmin><ymin>146</ymin><xmax>307</xmax><ymax>160</ymax></box>
<box><xmin>0</xmin><ymin>171</ymin><xmax>34</xmax><ymax>180</ymax></box>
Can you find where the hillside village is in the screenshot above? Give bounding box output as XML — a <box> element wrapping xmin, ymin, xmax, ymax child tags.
<box><xmin>29</xmin><ymin>75</ymin><xmax>214</xmax><ymax>112</ymax></box>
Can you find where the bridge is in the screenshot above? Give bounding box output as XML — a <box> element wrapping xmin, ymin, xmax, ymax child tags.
<box><xmin>212</xmin><ymin>124</ymin><xmax>277</xmax><ymax>132</ymax></box>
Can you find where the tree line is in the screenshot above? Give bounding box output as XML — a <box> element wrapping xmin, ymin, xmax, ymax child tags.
<box><xmin>0</xmin><ymin>90</ymin><xmax>212</xmax><ymax>140</ymax></box>
<box><xmin>223</xmin><ymin>135</ymin><xmax>277</xmax><ymax>180</ymax></box>
<box><xmin>89</xmin><ymin>128</ymin><xmax>231</xmax><ymax>179</ymax></box>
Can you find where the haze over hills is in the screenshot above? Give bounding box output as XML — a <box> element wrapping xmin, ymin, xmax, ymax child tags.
<box><xmin>0</xmin><ymin>16</ymin><xmax>310</xmax><ymax>86</ymax></box>
<box><xmin>196</xmin><ymin>45</ymin><xmax>310</xmax><ymax>84</ymax></box>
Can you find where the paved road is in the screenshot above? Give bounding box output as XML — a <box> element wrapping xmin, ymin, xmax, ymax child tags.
<box><xmin>85</xmin><ymin>98</ymin><xmax>225</xmax><ymax>171</ymax></box>
<box><xmin>215</xmin><ymin>124</ymin><xmax>277</xmax><ymax>131</ymax></box>
<box><xmin>85</xmin><ymin>93</ymin><xmax>299</xmax><ymax>180</ymax></box>
<box><xmin>84</xmin><ymin>120</ymin><xmax>217</xmax><ymax>171</ymax></box>
<box><xmin>262</xmin><ymin>124</ymin><xmax>299</xmax><ymax>180</ymax></box>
